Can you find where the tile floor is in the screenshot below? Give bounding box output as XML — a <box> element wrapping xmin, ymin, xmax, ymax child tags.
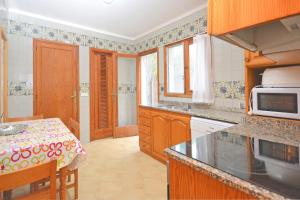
<box><xmin>72</xmin><ymin>136</ymin><xmax>167</xmax><ymax>200</ymax></box>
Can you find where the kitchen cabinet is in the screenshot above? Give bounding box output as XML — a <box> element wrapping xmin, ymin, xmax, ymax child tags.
<box><xmin>151</xmin><ymin>111</ymin><xmax>170</xmax><ymax>161</ymax></box>
<box><xmin>208</xmin><ymin>0</ymin><xmax>300</xmax><ymax>35</ymax></box>
<box><xmin>169</xmin><ymin>115</ymin><xmax>191</xmax><ymax>147</ymax></box>
<box><xmin>168</xmin><ymin>158</ymin><xmax>255</xmax><ymax>199</ymax></box>
<box><xmin>138</xmin><ymin>106</ymin><xmax>191</xmax><ymax>163</ymax></box>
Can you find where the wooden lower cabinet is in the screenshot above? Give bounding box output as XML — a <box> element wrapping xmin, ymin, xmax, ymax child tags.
<box><xmin>169</xmin><ymin>115</ymin><xmax>191</xmax><ymax>146</ymax></box>
<box><xmin>138</xmin><ymin>106</ymin><xmax>191</xmax><ymax>163</ymax></box>
<box><xmin>152</xmin><ymin>112</ymin><xmax>170</xmax><ymax>161</ymax></box>
<box><xmin>168</xmin><ymin>158</ymin><xmax>255</xmax><ymax>199</ymax></box>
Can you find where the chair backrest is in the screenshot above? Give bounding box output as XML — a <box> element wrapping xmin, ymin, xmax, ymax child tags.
<box><xmin>69</xmin><ymin>118</ymin><xmax>80</xmax><ymax>139</ymax></box>
<box><xmin>5</xmin><ymin>115</ymin><xmax>44</xmax><ymax>123</ymax></box>
<box><xmin>0</xmin><ymin>160</ymin><xmax>57</xmax><ymax>200</ymax></box>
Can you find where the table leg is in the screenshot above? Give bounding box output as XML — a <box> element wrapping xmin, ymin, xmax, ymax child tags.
<box><xmin>59</xmin><ymin>167</ymin><xmax>67</xmax><ymax>200</ymax></box>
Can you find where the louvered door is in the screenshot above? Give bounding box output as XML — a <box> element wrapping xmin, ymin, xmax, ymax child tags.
<box><xmin>90</xmin><ymin>49</ymin><xmax>114</xmax><ymax>140</ymax></box>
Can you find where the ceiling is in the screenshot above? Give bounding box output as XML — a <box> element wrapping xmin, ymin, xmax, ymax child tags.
<box><xmin>8</xmin><ymin>0</ymin><xmax>207</xmax><ymax>40</ymax></box>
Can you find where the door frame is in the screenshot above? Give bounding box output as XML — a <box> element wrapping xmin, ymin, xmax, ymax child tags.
<box><xmin>89</xmin><ymin>48</ymin><xmax>117</xmax><ymax>141</ymax></box>
<box><xmin>33</xmin><ymin>39</ymin><xmax>80</xmax><ymax>123</ymax></box>
<box><xmin>114</xmin><ymin>53</ymin><xmax>139</xmax><ymax>138</ymax></box>
<box><xmin>0</xmin><ymin>27</ymin><xmax>8</xmax><ymax>121</ymax></box>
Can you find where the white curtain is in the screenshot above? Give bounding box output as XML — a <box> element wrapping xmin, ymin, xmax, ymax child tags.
<box><xmin>190</xmin><ymin>34</ymin><xmax>214</xmax><ymax>104</ymax></box>
<box><xmin>141</xmin><ymin>53</ymin><xmax>158</xmax><ymax>105</ymax></box>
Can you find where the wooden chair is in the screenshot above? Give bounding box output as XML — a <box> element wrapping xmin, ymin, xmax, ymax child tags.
<box><xmin>66</xmin><ymin>118</ymin><xmax>80</xmax><ymax>200</ymax></box>
<box><xmin>69</xmin><ymin>118</ymin><xmax>80</xmax><ymax>139</ymax></box>
<box><xmin>5</xmin><ymin>115</ymin><xmax>44</xmax><ymax>122</ymax></box>
<box><xmin>0</xmin><ymin>160</ymin><xmax>57</xmax><ymax>200</ymax></box>
<box><xmin>32</xmin><ymin>118</ymin><xmax>79</xmax><ymax>200</ymax></box>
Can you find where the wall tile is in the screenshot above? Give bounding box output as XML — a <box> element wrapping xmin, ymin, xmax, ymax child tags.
<box><xmin>8</xmin><ymin>19</ymin><xmax>134</xmax><ymax>54</ymax></box>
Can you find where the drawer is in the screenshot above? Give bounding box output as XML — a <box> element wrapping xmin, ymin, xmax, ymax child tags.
<box><xmin>139</xmin><ymin>125</ymin><xmax>151</xmax><ymax>135</ymax></box>
<box><xmin>139</xmin><ymin>133</ymin><xmax>151</xmax><ymax>143</ymax></box>
<box><xmin>139</xmin><ymin>117</ymin><xmax>151</xmax><ymax>127</ymax></box>
<box><xmin>139</xmin><ymin>140</ymin><xmax>151</xmax><ymax>151</ymax></box>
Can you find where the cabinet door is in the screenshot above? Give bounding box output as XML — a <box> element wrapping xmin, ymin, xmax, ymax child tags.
<box><xmin>208</xmin><ymin>0</ymin><xmax>300</xmax><ymax>35</ymax></box>
<box><xmin>151</xmin><ymin>112</ymin><xmax>170</xmax><ymax>161</ymax></box>
<box><xmin>170</xmin><ymin>115</ymin><xmax>190</xmax><ymax>146</ymax></box>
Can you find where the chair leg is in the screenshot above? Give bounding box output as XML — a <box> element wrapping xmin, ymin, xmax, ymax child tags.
<box><xmin>67</xmin><ymin>175</ymin><xmax>71</xmax><ymax>182</ymax></box>
<box><xmin>74</xmin><ymin>169</ymin><xmax>78</xmax><ymax>200</ymax></box>
<box><xmin>3</xmin><ymin>190</ymin><xmax>12</xmax><ymax>200</ymax></box>
<box><xmin>30</xmin><ymin>183</ymin><xmax>39</xmax><ymax>193</ymax></box>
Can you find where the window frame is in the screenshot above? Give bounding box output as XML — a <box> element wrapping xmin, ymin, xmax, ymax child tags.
<box><xmin>164</xmin><ymin>38</ymin><xmax>193</xmax><ymax>98</ymax></box>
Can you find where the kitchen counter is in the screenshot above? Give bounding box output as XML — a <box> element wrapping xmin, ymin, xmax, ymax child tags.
<box><xmin>140</xmin><ymin>104</ymin><xmax>244</xmax><ymax>124</ymax></box>
<box><xmin>165</xmin><ymin>122</ymin><xmax>300</xmax><ymax>199</ymax></box>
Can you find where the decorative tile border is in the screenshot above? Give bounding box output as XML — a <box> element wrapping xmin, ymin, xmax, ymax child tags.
<box><xmin>118</xmin><ymin>84</ymin><xmax>136</xmax><ymax>94</ymax></box>
<box><xmin>135</xmin><ymin>16</ymin><xmax>207</xmax><ymax>52</ymax></box>
<box><xmin>159</xmin><ymin>81</ymin><xmax>245</xmax><ymax>100</ymax></box>
<box><xmin>214</xmin><ymin>81</ymin><xmax>245</xmax><ymax>100</ymax></box>
<box><xmin>8</xmin><ymin>19</ymin><xmax>136</xmax><ymax>54</ymax></box>
<box><xmin>80</xmin><ymin>82</ymin><xmax>89</xmax><ymax>96</ymax></box>
<box><xmin>8</xmin><ymin>81</ymin><xmax>33</xmax><ymax>96</ymax></box>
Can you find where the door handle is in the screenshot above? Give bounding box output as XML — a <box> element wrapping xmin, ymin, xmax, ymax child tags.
<box><xmin>71</xmin><ymin>91</ymin><xmax>77</xmax><ymax>99</ymax></box>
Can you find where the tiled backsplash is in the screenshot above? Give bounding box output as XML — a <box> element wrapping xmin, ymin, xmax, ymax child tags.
<box><xmin>159</xmin><ymin>81</ymin><xmax>245</xmax><ymax>100</ymax></box>
<box><xmin>9</xmin><ymin>81</ymin><xmax>137</xmax><ymax>96</ymax></box>
<box><xmin>214</xmin><ymin>81</ymin><xmax>244</xmax><ymax>100</ymax></box>
<box><xmin>118</xmin><ymin>84</ymin><xmax>136</xmax><ymax>94</ymax></box>
<box><xmin>8</xmin><ymin>81</ymin><xmax>32</xmax><ymax>96</ymax></box>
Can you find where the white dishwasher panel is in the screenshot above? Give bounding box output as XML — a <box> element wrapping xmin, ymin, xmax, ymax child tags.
<box><xmin>190</xmin><ymin>117</ymin><xmax>235</xmax><ymax>139</ymax></box>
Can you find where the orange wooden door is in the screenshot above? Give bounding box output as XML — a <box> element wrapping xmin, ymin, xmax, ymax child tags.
<box><xmin>151</xmin><ymin>111</ymin><xmax>170</xmax><ymax>161</ymax></box>
<box><xmin>33</xmin><ymin>40</ymin><xmax>79</xmax><ymax>126</ymax></box>
<box><xmin>90</xmin><ymin>48</ymin><xmax>114</xmax><ymax>140</ymax></box>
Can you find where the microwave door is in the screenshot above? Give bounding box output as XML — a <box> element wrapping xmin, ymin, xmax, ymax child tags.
<box><xmin>252</xmin><ymin>90</ymin><xmax>300</xmax><ymax>119</ymax></box>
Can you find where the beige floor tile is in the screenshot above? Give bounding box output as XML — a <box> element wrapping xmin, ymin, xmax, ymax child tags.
<box><xmin>10</xmin><ymin>136</ymin><xmax>167</xmax><ymax>200</ymax></box>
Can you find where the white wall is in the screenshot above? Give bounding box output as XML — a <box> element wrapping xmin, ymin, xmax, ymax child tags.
<box><xmin>8</xmin><ymin>35</ymin><xmax>33</xmax><ymax>117</ymax></box>
<box><xmin>79</xmin><ymin>46</ymin><xmax>90</xmax><ymax>143</ymax></box>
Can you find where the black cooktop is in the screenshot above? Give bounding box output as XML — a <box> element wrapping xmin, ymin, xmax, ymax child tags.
<box><xmin>170</xmin><ymin>131</ymin><xmax>300</xmax><ymax>199</ymax></box>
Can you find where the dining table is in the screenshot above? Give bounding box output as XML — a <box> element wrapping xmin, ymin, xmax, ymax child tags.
<box><xmin>0</xmin><ymin>118</ymin><xmax>87</xmax><ymax>200</ymax></box>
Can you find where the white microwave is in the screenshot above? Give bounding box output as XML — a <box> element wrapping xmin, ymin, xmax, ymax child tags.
<box><xmin>251</xmin><ymin>87</ymin><xmax>300</xmax><ymax>120</ymax></box>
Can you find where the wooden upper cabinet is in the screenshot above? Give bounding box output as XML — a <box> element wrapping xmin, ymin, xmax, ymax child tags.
<box><xmin>208</xmin><ymin>0</ymin><xmax>300</xmax><ymax>35</ymax></box>
<box><xmin>151</xmin><ymin>111</ymin><xmax>170</xmax><ymax>161</ymax></box>
<box><xmin>169</xmin><ymin>115</ymin><xmax>191</xmax><ymax>147</ymax></box>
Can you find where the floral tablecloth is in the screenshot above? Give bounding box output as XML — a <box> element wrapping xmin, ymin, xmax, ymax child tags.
<box><xmin>0</xmin><ymin>118</ymin><xmax>86</xmax><ymax>175</ymax></box>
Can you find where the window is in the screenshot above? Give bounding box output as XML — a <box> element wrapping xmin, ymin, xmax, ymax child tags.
<box><xmin>140</xmin><ymin>49</ymin><xmax>158</xmax><ymax>105</ymax></box>
<box><xmin>164</xmin><ymin>38</ymin><xmax>193</xmax><ymax>97</ymax></box>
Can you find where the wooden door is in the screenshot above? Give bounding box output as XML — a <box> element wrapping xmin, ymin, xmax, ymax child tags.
<box><xmin>169</xmin><ymin>114</ymin><xmax>191</xmax><ymax>146</ymax></box>
<box><xmin>114</xmin><ymin>54</ymin><xmax>138</xmax><ymax>138</ymax></box>
<box><xmin>151</xmin><ymin>111</ymin><xmax>170</xmax><ymax>161</ymax></box>
<box><xmin>90</xmin><ymin>48</ymin><xmax>115</xmax><ymax>140</ymax></box>
<box><xmin>33</xmin><ymin>40</ymin><xmax>79</xmax><ymax>125</ymax></box>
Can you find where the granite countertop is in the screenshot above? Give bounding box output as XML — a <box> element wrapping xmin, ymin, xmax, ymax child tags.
<box><xmin>140</xmin><ymin>104</ymin><xmax>244</xmax><ymax>124</ymax></box>
<box><xmin>165</xmin><ymin>121</ymin><xmax>300</xmax><ymax>200</ymax></box>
